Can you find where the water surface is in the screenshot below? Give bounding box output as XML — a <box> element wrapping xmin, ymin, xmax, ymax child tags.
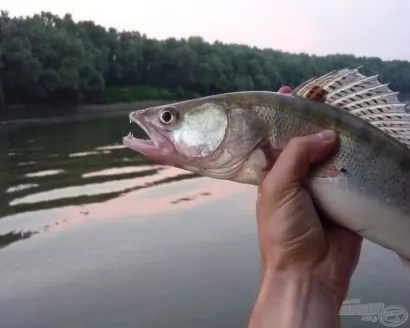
<box><xmin>0</xmin><ymin>114</ymin><xmax>409</xmax><ymax>328</ymax></box>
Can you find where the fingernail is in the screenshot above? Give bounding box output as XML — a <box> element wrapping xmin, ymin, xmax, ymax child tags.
<box><xmin>316</xmin><ymin>130</ymin><xmax>336</xmax><ymax>142</ymax></box>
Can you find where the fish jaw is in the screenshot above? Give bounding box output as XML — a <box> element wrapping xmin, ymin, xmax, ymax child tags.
<box><xmin>123</xmin><ymin>110</ymin><xmax>179</xmax><ymax>166</ymax></box>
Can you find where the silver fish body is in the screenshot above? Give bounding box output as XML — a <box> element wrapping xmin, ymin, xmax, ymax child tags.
<box><xmin>124</xmin><ymin>68</ymin><xmax>410</xmax><ymax>260</ymax></box>
<box><xmin>231</xmin><ymin>90</ymin><xmax>410</xmax><ymax>259</ymax></box>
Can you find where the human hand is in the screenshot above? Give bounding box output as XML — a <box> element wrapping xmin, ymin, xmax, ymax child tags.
<box><xmin>248</xmin><ymin>85</ymin><xmax>365</xmax><ymax>327</ymax></box>
<box><xmin>267</xmin><ymin>86</ymin><xmax>362</xmax><ymax>299</ymax></box>
<box><xmin>276</xmin><ymin>85</ymin><xmax>410</xmax><ymax>272</ymax></box>
<box><xmin>256</xmin><ymin>130</ymin><xmax>363</xmax><ymax>301</ymax></box>
<box><xmin>249</xmin><ymin>130</ymin><xmax>363</xmax><ymax>328</ymax></box>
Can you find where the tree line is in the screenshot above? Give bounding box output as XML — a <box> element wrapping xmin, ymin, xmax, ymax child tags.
<box><xmin>2</xmin><ymin>10</ymin><xmax>410</xmax><ymax>111</ymax></box>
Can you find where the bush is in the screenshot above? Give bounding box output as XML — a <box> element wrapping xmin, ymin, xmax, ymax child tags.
<box><xmin>101</xmin><ymin>85</ymin><xmax>179</xmax><ymax>103</ymax></box>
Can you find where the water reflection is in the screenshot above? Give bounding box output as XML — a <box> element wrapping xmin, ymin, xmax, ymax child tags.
<box><xmin>2</xmin><ymin>113</ymin><xmax>410</xmax><ymax>328</ymax></box>
<box><xmin>69</xmin><ymin>151</ymin><xmax>108</xmax><ymax>157</ymax></box>
<box><xmin>0</xmin><ymin>230</ymin><xmax>38</xmax><ymax>249</ymax></box>
<box><xmin>0</xmin><ymin>114</ymin><xmax>199</xmax><ymax>248</ymax></box>
<box><xmin>25</xmin><ymin>169</ymin><xmax>65</xmax><ymax>177</ymax></box>
<box><xmin>7</xmin><ymin>183</ymin><xmax>39</xmax><ymax>193</ymax></box>
<box><xmin>82</xmin><ymin>165</ymin><xmax>164</xmax><ymax>178</ymax></box>
<box><xmin>10</xmin><ymin>167</ymin><xmax>195</xmax><ymax>206</ymax></box>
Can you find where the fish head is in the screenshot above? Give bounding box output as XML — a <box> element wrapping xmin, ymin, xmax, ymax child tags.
<box><xmin>123</xmin><ymin>95</ymin><xmax>269</xmax><ymax>182</ymax></box>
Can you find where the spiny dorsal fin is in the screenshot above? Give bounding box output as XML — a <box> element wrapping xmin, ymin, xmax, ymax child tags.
<box><xmin>293</xmin><ymin>67</ymin><xmax>410</xmax><ymax>149</ymax></box>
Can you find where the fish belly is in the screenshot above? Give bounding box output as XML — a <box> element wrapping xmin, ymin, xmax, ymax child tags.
<box><xmin>311</xmin><ymin>177</ymin><xmax>410</xmax><ymax>259</ymax></box>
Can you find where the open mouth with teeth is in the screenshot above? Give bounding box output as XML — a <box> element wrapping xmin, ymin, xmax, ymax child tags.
<box><xmin>123</xmin><ymin>111</ymin><xmax>175</xmax><ymax>163</ymax></box>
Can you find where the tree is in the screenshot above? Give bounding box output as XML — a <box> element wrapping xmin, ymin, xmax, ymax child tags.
<box><xmin>1</xmin><ymin>10</ymin><xmax>410</xmax><ymax>113</ymax></box>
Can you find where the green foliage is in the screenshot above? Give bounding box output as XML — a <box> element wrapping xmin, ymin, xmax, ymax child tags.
<box><xmin>2</xmin><ymin>10</ymin><xmax>410</xmax><ymax>112</ymax></box>
<box><xmin>102</xmin><ymin>85</ymin><xmax>177</xmax><ymax>103</ymax></box>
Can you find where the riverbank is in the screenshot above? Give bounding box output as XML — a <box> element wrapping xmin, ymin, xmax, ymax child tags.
<box><xmin>2</xmin><ymin>95</ymin><xmax>410</xmax><ymax>130</ymax></box>
<box><xmin>0</xmin><ymin>100</ymin><xmax>174</xmax><ymax>128</ymax></box>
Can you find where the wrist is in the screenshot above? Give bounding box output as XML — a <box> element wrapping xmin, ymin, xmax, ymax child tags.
<box><xmin>249</xmin><ymin>269</ymin><xmax>342</xmax><ymax>328</ymax></box>
<box><xmin>264</xmin><ymin>268</ymin><xmax>344</xmax><ymax>306</ymax></box>
<box><xmin>262</xmin><ymin>259</ymin><xmax>350</xmax><ymax>306</ymax></box>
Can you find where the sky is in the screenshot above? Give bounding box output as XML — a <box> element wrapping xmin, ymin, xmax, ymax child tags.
<box><xmin>2</xmin><ymin>0</ymin><xmax>410</xmax><ymax>61</ymax></box>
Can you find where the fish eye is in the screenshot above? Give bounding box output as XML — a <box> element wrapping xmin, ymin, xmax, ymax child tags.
<box><xmin>159</xmin><ymin>107</ymin><xmax>178</xmax><ymax>125</ymax></box>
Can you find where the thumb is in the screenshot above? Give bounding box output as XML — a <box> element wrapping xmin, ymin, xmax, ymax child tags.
<box><xmin>260</xmin><ymin>130</ymin><xmax>338</xmax><ymax>198</ymax></box>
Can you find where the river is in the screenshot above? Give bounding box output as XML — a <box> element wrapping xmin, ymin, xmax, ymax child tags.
<box><xmin>0</xmin><ymin>113</ymin><xmax>409</xmax><ymax>328</ymax></box>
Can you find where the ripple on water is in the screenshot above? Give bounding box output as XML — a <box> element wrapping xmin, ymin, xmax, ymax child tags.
<box><xmin>0</xmin><ymin>115</ymin><xmax>202</xmax><ymax>248</ymax></box>
<box><xmin>0</xmin><ymin>172</ymin><xmax>252</xmax><ymax>251</ymax></box>
<box><xmin>6</xmin><ymin>184</ymin><xmax>39</xmax><ymax>193</ymax></box>
<box><xmin>82</xmin><ymin>165</ymin><xmax>165</xmax><ymax>178</ymax></box>
<box><xmin>24</xmin><ymin>169</ymin><xmax>65</xmax><ymax>178</ymax></box>
<box><xmin>95</xmin><ymin>144</ymin><xmax>127</xmax><ymax>151</ymax></box>
<box><xmin>69</xmin><ymin>151</ymin><xmax>109</xmax><ymax>157</ymax></box>
<box><xmin>17</xmin><ymin>161</ymin><xmax>37</xmax><ymax>167</ymax></box>
<box><xmin>9</xmin><ymin>167</ymin><xmax>193</xmax><ymax>206</ymax></box>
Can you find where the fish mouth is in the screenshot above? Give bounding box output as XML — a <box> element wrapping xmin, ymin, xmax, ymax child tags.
<box><xmin>123</xmin><ymin>111</ymin><xmax>175</xmax><ymax>160</ymax></box>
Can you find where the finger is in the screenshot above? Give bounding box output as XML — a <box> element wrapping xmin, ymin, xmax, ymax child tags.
<box><xmin>260</xmin><ymin>130</ymin><xmax>338</xmax><ymax>198</ymax></box>
<box><xmin>278</xmin><ymin>86</ymin><xmax>293</xmax><ymax>94</ymax></box>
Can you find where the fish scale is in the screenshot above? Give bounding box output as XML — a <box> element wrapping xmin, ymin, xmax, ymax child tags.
<box><xmin>248</xmin><ymin>83</ymin><xmax>410</xmax><ymax>258</ymax></box>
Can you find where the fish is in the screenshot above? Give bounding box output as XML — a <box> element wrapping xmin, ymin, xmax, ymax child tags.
<box><xmin>123</xmin><ymin>67</ymin><xmax>410</xmax><ymax>260</ymax></box>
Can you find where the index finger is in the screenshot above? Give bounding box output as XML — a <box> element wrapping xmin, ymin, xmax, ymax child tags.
<box><xmin>259</xmin><ymin>130</ymin><xmax>338</xmax><ymax>199</ymax></box>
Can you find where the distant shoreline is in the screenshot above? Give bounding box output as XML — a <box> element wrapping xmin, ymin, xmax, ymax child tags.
<box><xmin>0</xmin><ymin>100</ymin><xmax>174</xmax><ymax>127</ymax></box>
<box><xmin>1</xmin><ymin>95</ymin><xmax>410</xmax><ymax>129</ymax></box>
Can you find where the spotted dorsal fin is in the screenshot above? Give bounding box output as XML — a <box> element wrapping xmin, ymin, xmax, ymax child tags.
<box><xmin>293</xmin><ymin>67</ymin><xmax>410</xmax><ymax>149</ymax></box>
<box><xmin>304</xmin><ymin>85</ymin><xmax>328</xmax><ymax>102</ymax></box>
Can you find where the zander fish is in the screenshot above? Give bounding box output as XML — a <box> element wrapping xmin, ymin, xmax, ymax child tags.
<box><xmin>123</xmin><ymin>68</ymin><xmax>410</xmax><ymax>260</ymax></box>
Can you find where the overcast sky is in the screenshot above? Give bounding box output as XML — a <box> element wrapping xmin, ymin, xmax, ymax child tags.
<box><xmin>3</xmin><ymin>0</ymin><xmax>410</xmax><ymax>61</ymax></box>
